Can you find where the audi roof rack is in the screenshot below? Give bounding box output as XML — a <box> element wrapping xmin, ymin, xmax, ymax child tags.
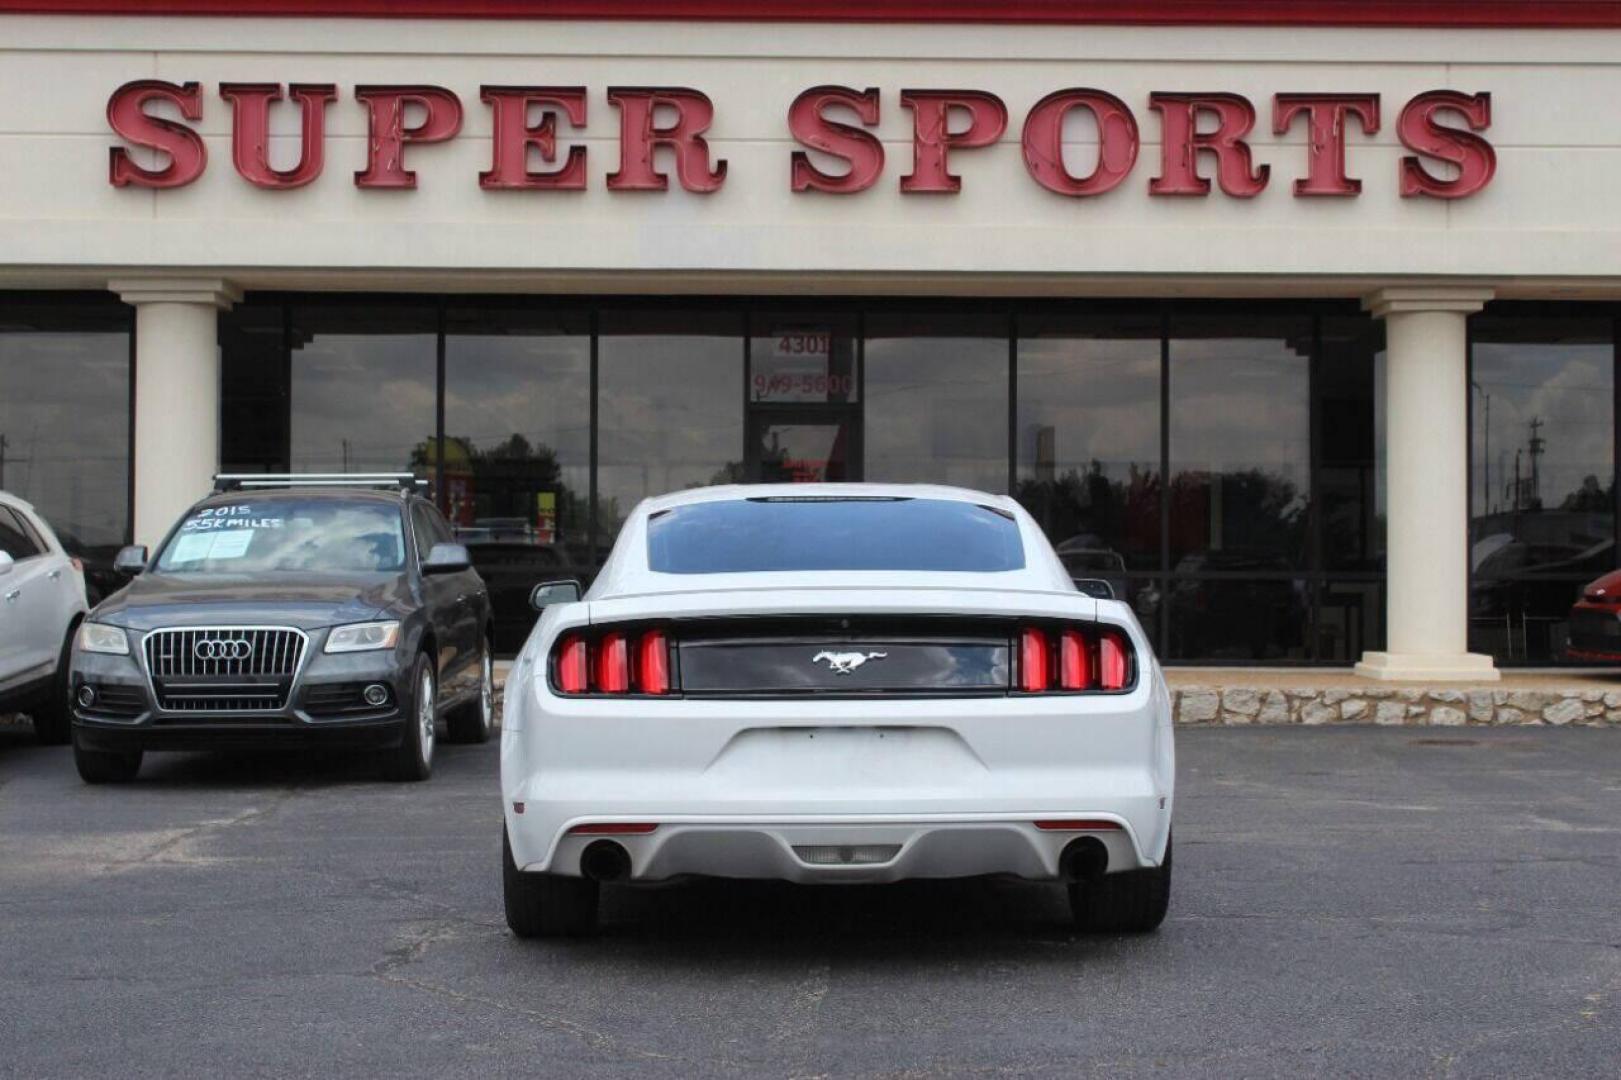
<box><xmin>212</xmin><ymin>473</ymin><xmax>429</xmax><ymax>494</ymax></box>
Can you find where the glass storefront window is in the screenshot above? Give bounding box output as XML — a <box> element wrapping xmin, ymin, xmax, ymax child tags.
<box><xmin>288</xmin><ymin>304</ymin><xmax>438</xmax><ymax>476</ymax></box>
<box><xmin>444</xmin><ymin>306</ymin><xmax>592</xmax><ymax>651</ymax></box>
<box><xmin>864</xmin><ymin>312</ymin><xmax>1007</xmax><ymax>493</ymax></box>
<box><xmin>1169</xmin><ymin>313</ymin><xmax>1313</xmax><ymax>573</ymax></box>
<box><xmin>0</xmin><ymin>295</ymin><xmax>131</xmax><ymax>601</ymax></box>
<box><xmin>1470</xmin><ymin>313</ymin><xmax>1615</xmax><ymax>663</ymax></box>
<box><xmin>1167</xmin><ymin>312</ymin><xmax>1313</xmax><ymax>661</ymax></box>
<box><xmin>598</xmin><ymin>310</ymin><xmax>744</xmax><ymax>549</ymax></box>
<box><xmin>1015</xmin><ymin>309</ymin><xmax>1161</xmax><ymax>573</ymax></box>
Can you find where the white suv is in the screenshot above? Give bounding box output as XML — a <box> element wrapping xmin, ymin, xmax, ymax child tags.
<box><xmin>0</xmin><ymin>491</ymin><xmax>88</xmax><ymax>743</ymax></box>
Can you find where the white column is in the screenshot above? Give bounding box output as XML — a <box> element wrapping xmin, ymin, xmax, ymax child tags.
<box><xmin>111</xmin><ymin>278</ymin><xmax>241</xmax><ymax>551</ymax></box>
<box><xmin>1355</xmin><ymin>286</ymin><xmax>1499</xmax><ymax>682</ymax></box>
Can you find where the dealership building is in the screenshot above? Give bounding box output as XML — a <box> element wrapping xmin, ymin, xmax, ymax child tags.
<box><xmin>2</xmin><ymin>1</ymin><xmax>1620</xmax><ymax>673</ymax></box>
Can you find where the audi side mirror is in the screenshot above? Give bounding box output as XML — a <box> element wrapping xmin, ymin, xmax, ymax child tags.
<box><xmin>113</xmin><ymin>545</ymin><xmax>148</xmax><ymax>576</ymax></box>
<box><xmin>0</xmin><ymin>549</ymin><xmax>13</xmax><ymax>576</ymax></box>
<box><xmin>422</xmin><ymin>543</ymin><xmax>472</xmax><ymax>575</ymax></box>
<box><xmin>1072</xmin><ymin>577</ymin><xmax>1116</xmax><ymax>600</ymax></box>
<box><xmin>530</xmin><ymin>579</ymin><xmax>582</xmax><ymax>611</ymax></box>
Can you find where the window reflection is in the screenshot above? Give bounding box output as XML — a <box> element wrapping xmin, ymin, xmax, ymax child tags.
<box><xmin>0</xmin><ymin>296</ymin><xmax>131</xmax><ymax>600</ymax></box>
<box><xmin>1169</xmin><ymin>314</ymin><xmax>1312</xmax><ymax>573</ymax></box>
<box><xmin>1470</xmin><ymin>313</ymin><xmax>1614</xmax><ymax>663</ymax></box>
<box><xmin>864</xmin><ymin>312</ymin><xmax>1007</xmax><ymax>492</ymax></box>
<box><xmin>1015</xmin><ymin>310</ymin><xmax>1160</xmax><ymax>572</ymax></box>
<box><xmin>445</xmin><ymin>307</ymin><xmax>592</xmax><ymax>651</ymax></box>
<box><xmin>597</xmin><ymin>310</ymin><xmax>743</xmax><ymax>549</ymax></box>
<box><xmin>288</xmin><ymin>305</ymin><xmax>437</xmax><ymax>477</ymax></box>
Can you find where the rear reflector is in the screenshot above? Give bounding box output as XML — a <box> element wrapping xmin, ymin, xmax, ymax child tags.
<box><xmin>1034</xmin><ymin>820</ymin><xmax>1123</xmax><ymax>831</ymax></box>
<box><xmin>1019</xmin><ymin>627</ymin><xmax>1050</xmax><ymax>692</ymax></box>
<box><xmin>567</xmin><ymin>822</ymin><xmax>658</xmax><ymax>835</ymax></box>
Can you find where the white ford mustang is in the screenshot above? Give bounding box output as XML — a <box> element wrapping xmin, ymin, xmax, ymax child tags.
<box><xmin>500</xmin><ymin>483</ymin><xmax>1174</xmax><ymax>936</ymax></box>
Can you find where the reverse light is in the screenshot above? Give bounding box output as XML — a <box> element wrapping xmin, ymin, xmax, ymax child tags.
<box><xmin>324</xmin><ymin>620</ymin><xmax>401</xmax><ymax>654</ymax></box>
<box><xmin>78</xmin><ymin>622</ymin><xmax>129</xmax><ymax>656</ymax></box>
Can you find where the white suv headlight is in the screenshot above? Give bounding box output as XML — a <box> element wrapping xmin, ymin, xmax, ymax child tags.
<box><xmin>325</xmin><ymin>620</ymin><xmax>401</xmax><ymax>654</ymax></box>
<box><xmin>78</xmin><ymin>622</ymin><xmax>129</xmax><ymax>655</ymax></box>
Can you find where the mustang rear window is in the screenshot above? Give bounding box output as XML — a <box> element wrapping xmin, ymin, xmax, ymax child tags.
<box><xmin>155</xmin><ymin>500</ymin><xmax>406</xmax><ymax>573</ymax></box>
<box><xmin>646</xmin><ymin>497</ymin><xmax>1026</xmax><ymax>574</ymax></box>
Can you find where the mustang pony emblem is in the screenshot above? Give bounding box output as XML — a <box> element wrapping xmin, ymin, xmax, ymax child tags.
<box><xmin>812</xmin><ymin>650</ymin><xmax>889</xmax><ymax>675</ymax></box>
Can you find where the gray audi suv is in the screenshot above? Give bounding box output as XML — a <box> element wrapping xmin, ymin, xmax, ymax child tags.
<box><xmin>68</xmin><ymin>476</ymin><xmax>492</xmax><ymax>784</ymax></box>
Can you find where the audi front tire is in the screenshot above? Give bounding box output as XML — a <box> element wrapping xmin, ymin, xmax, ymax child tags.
<box><xmin>383</xmin><ymin>654</ymin><xmax>436</xmax><ymax>783</ymax></box>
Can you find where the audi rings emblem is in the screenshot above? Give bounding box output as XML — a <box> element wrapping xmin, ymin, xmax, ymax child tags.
<box><xmin>194</xmin><ymin>638</ymin><xmax>253</xmax><ymax>661</ymax></box>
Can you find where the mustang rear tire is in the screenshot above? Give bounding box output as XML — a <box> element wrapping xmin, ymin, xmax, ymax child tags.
<box><xmin>383</xmin><ymin>654</ymin><xmax>436</xmax><ymax>782</ymax></box>
<box><xmin>503</xmin><ymin>826</ymin><xmax>599</xmax><ymax>938</ymax></box>
<box><xmin>73</xmin><ymin>737</ymin><xmax>141</xmax><ymax>784</ymax></box>
<box><xmin>31</xmin><ymin>623</ymin><xmax>77</xmax><ymax>746</ymax></box>
<box><xmin>446</xmin><ymin>639</ymin><xmax>494</xmax><ymax>745</ymax></box>
<box><xmin>1069</xmin><ymin>832</ymin><xmax>1172</xmax><ymax>933</ymax></box>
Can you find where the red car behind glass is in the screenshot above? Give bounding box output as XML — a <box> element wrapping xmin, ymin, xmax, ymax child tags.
<box><xmin>1567</xmin><ymin>569</ymin><xmax>1621</xmax><ymax>662</ymax></box>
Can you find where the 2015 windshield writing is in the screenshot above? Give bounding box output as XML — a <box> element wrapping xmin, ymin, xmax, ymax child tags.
<box><xmin>156</xmin><ymin>501</ymin><xmax>406</xmax><ymax>574</ymax></box>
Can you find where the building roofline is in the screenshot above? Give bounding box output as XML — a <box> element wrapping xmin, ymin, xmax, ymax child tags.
<box><xmin>2</xmin><ymin>1</ymin><xmax>1620</xmax><ymax>29</ymax></box>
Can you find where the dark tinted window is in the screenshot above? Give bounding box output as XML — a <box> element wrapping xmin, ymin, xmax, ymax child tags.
<box><xmin>647</xmin><ymin>498</ymin><xmax>1026</xmax><ymax>574</ymax></box>
<box><xmin>155</xmin><ymin>500</ymin><xmax>406</xmax><ymax>574</ymax></box>
<box><xmin>0</xmin><ymin>506</ymin><xmax>43</xmax><ymax>559</ymax></box>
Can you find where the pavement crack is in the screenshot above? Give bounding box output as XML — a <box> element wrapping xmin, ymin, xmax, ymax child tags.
<box><xmin>368</xmin><ymin>920</ymin><xmax>682</xmax><ymax>1065</ymax></box>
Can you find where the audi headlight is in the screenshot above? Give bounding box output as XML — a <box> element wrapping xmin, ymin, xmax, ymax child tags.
<box><xmin>78</xmin><ymin>622</ymin><xmax>129</xmax><ymax>656</ymax></box>
<box><xmin>324</xmin><ymin>620</ymin><xmax>402</xmax><ymax>654</ymax></box>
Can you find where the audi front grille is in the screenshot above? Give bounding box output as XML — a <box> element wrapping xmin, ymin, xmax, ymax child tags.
<box><xmin>142</xmin><ymin>627</ymin><xmax>308</xmax><ymax>714</ymax></box>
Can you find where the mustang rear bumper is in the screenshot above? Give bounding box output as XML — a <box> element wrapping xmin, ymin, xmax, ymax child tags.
<box><xmin>525</xmin><ymin>814</ymin><xmax>1155</xmax><ymax>884</ymax></box>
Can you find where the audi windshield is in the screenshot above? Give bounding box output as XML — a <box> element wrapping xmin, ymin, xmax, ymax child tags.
<box><xmin>646</xmin><ymin>496</ymin><xmax>1026</xmax><ymax>574</ymax></box>
<box><xmin>154</xmin><ymin>500</ymin><xmax>407</xmax><ymax>574</ymax></box>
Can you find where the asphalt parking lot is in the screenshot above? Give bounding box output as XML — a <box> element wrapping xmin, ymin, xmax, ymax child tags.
<box><xmin>2</xmin><ymin>723</ymin><xmax>1619</xmax><ymax>1079</ymax></box>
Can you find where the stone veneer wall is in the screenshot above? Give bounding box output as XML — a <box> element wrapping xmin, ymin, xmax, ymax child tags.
<box><xmin>1172</xmin><ymin>687</ymin><xmax>1621</xmax><ymax>727</ymax></box>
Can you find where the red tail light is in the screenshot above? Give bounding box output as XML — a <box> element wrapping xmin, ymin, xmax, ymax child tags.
<box><xmin>1019</xmin><ymin>627</ymin><xmax>1050</xmax><ymax>692</ymax></box>
<box><xmin>1099</xmin><ymin>631</ymin><xmax>1129</xmax><ymax>691</ymax></box>
<box><xmin>1059</xmin><ymin>629</ymin><xmax>1091</xmax><ymax>690</ymax></box>
<box><xmin>557</xmin><ymin>635</ymin><xmax>589</xmax><ymax>694</ymax></box>
<box><xmin>638</xmin><ymin>630</ymin><xmax>670</xmax><ymax>695</ymax></box>
<box><xmin>595</xmin><ymin>632</ymin><xmax>630</xmax><ymax>694</ymax></box>
<box><xmin>553</xmin><ymin>627</ymin><xmax>677</xmax><ymax>696</ymax></box>
<box><xmin>1017</xmin><ymin>624</ymin><xmax>1134</xmax><ymax>694</ymax></box>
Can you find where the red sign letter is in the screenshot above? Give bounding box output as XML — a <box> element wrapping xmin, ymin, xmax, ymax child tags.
<box><xmin>1149</xmin><ymin>92</ymin><xmax>1269</xmax><ymax>198</ymax></box>
<box><xmin>1273</xmin><ymin>93</ymin><xmax>1379</xmax><ymax>197</ymax></box>
<box><xmin>107</xmin><ymin>80</ymin><xmax>206</xmax><ymax>189</ymax></box>
<box><xmin>1021</xmin><ymin>88</ymin><xmax>1139</xmax><ymax>197</ymax></box>
<box><xmin>900</xmin><ymin>90</ymin><xmax>1007</xmax><ymax>194</ymax></box>
<box><xmin>606</xmin><ymin>87</ymin><xmax>726</xmax><ymax>193</ymax></box>
<box><xmin>788</xmin><ymin>85</ymin><xmax>883</xmax><ymax>195</ymax></box>
<box><xmin>353</xmin><ymin>85</ymin><xmax>463</xmax><ymax>190</ymax></box>
<box><xmin>219</xmin><ymin>83</ymin><xmax>336</xmax><ymax>189</ymax></box>
<box><xmin>480</xmin><ymin>86</ymin><xmax>588</xmax><ymax>191</ymax></box>
<box><xmin>1398</xmin><ymin>91</ymin><xmax>1495</xmax><ymax>199</ymax></box>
